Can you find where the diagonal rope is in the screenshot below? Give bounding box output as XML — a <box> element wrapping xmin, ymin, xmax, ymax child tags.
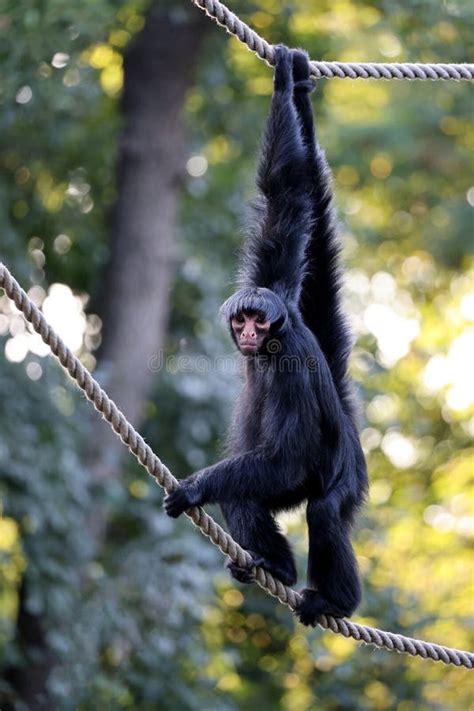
<box><xmin>0</xmin><ymin>261</ymin><xmax>473</xmax><ymax>668</ymax></box>
<box><xmin>190</xmin><ymin>0</ymin><xmax>474</xmax><ymax>81</ymax></box>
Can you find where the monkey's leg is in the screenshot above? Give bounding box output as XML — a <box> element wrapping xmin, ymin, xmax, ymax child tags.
<box><xmin>221</xmin><ymin>501</ymin><xmax>297</xmax><ymax>586</ymax></box>
<box><xmin>296</xmin><ymin>496</ymin><xmax>361</xmax><ymax>625</ymax></box>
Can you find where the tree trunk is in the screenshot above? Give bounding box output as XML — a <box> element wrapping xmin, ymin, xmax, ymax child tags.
<box><xmin>97</xmin><ymin>6</ymin><xmax>208</xmax><ymax>430</ymax></box>
<box><xmin>87</xmin><ymin>5</ymin><xmax>209</xmax><ymax>485</ymax></box>
<box><xmin>83</xmin><ymin>4</ymin><xmax>209</xmax><ymax>490</ymax></box>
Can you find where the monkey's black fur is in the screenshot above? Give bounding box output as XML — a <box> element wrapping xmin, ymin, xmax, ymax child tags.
<box><xmin>165</xmin><ymin>47</ymin><xmax>368</xmax><ymax>625</ymax></box>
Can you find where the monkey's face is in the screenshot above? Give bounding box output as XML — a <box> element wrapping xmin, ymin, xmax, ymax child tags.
<box><xmin>231</xmin><ymin>311</ymin><xmax>271</xmax><ymax>355</ymax></box>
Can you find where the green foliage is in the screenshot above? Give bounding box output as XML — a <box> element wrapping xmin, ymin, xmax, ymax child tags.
<box><xmin>1</xmin><ymin>0</ymin><xmax>473</xmax><ymax>709</ymax></box>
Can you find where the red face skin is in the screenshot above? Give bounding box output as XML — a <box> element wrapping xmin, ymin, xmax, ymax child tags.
<box><xmin>231</xmin><ymin>311</ymin><xmax>271</xmax><ymax>355</ymax></box>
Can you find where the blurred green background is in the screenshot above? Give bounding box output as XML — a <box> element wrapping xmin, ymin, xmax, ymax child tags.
<box><xmin>0</xmin><ymin>1</ymin><xmax>473</xmax><ymax>709</ymax></box>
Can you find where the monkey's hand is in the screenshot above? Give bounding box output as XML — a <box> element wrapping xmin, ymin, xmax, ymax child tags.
<box><xmin>291</xmin><ymin>49</ymin><xmax>315</xmax><ymax>94</ymax></box>
<box><xmin>273</xmin><ymin>45</ymin><xmax>293</xmax><ymax>93</ymax></box>
<box><xmin>163</xmin><ymin>479</ymin><xmax>202</xmax><ymax>518</ymax></box>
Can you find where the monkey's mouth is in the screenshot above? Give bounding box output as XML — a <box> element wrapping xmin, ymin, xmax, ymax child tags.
<box><xmin>240</xmin><ymin>342</ymin><xmax>258</xmax><ymax>354</ymax></box>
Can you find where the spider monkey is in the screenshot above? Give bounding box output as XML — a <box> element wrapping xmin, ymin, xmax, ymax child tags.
<box><xmin>165</xmin><ymin>46</ymin><xmax>368</xmax><ymax>624</ymax></box>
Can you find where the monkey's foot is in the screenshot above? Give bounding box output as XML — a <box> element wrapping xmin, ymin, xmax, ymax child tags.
<box><xmin>226</xmin><ymin>553</ymin><xmax>297</xmax><ymax>587</ymax></box>
<box><xmin>294</xmin><ymin>589</ymin><xmax>348</xmax><ymax>627</ymax></box>
<box><xmin>226</xmin><ymin>558</ymin><xmax>256</xmax><ymax>584</ymax></box>
<box><xmin>225</xmin><ymin>551</ymin><xmax>269</xmax><ymax>584</ymax></box>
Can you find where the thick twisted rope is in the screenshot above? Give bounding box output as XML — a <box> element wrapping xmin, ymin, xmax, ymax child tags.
<box><xmin>190</xmin><ymin>0</ymin><xmax>474</xmax><ymax>81</ymax></box>
<box><xmin>0</xmin><ymin>262</ymin><xmax>473</xmax><ymax>668</ymax></box>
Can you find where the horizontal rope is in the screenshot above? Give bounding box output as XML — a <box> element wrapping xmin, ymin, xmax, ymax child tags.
<box><xmin>190</xmin><ymin>0</ymin><xmax>474</xmax><ymax>81</ymax></box>
<box><xmin>0</xmin><ymin>262</ymin><xmax>473</xmax><ymax>668</ymax></box>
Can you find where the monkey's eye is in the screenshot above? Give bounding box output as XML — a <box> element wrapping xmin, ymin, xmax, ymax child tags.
<box><xmin>234</xmin><ymin>314</ymin><xmax>245</xmax><ymax>325</ymax></box>
<box><xmin>255</xmin><ymin>315</ymin><xmax>267</xmax><ymax>325</ymax></box>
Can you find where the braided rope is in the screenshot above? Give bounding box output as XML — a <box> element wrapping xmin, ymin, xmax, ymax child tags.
<box><xmin>190</xmin><ymin>0</ymin><xmax>474</xmax><ymax>81</ymax></box>
<box><xmin>0</xmin><ymin>262</ymin><xmax>473</xmax><ymax>668</ymax></box>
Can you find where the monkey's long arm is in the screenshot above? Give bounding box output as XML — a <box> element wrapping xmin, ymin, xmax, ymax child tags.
<box><xmin>292</xmin><ymin>53</ymin><xmax>354</xmax><ymax>412</ymax></box>
<box><xmin>240</xmin><ymin>46</ymin><xmax>313</xmax><ymax>306</ymax></box>
<box><xmin>164</xmin><ymin>449</ymin><xmax>307</xmax><ymax>518</ymax></box>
